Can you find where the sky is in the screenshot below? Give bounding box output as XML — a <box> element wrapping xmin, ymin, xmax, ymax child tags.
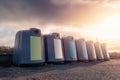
<box><xmin>0</xmin><ymin>0</ymin><xmax>120</xmax><ymax>52</ymax></box>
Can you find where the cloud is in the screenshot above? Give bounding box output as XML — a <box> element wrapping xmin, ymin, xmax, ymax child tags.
<box><xmin>0</xmin><ymin>0</ymin><xmax>119</xmax><ymax>52</ymax></box>
<box><xmin>0</xmin><ymin>0</ymin><xmax>113</xmax><ymax>26</ymax></box>
<box><xmin>51</xmin><ymin>0</ymin><xmax>103</xmax><ymax>5</ymax></box>
<box><xmin>0</xmin><ymin>0</ymin><xmax>63</xmax><ymax>25</ymax></box>
<box><xmin>103</xmin><ymin>0</ymin><xmax>120</xmax><ymax>8</ymax></box>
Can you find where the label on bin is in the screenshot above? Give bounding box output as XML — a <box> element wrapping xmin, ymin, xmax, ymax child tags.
<box><xmin>69</xmin><ymin>41</ymin><xmax>77</xmax><ymax>59</ymax></box>
<box><xmin>54</xmin><ymin>39</ymin><xmax>63</xmax><ymax>59</ymax></box>
<box><xmin>30</xmin><ymin>36</ymin><xmax>42</xmax><ymax>60</ymax></box>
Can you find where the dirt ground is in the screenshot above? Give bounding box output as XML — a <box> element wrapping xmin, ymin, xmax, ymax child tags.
<box><xmin>0</xmin><ymin>59</ymin><xmax>120</xmax><ymax>80</ymax></box>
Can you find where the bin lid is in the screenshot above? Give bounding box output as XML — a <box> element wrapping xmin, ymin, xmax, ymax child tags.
<box><xmin>52</xmin><ymin>33</ymin><xmax>60</xmax><ymax>38</ymax></box>
<box><xmin>30</xmin><ymin>28</ymin><xmax>41</xmax><ymax>35</ymax></box>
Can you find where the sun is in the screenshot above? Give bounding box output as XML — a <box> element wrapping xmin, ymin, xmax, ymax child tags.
<box><xmin>104</xmin><ymin>15</ymin><xmax>120</xmax><ymax>27</ymax></box>
<box><xmin>83</xmin><ymin>14</ymin><xmax>120</xmax><ymax>41</ymax></box>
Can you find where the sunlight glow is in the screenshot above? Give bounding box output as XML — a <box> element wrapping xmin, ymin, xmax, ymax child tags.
<box><xmin>83</xmin><ymin>15</ymin><xmax>120</xmax><ymax>41</ymax></box>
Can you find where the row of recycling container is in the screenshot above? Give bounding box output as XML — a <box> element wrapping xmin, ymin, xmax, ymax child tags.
<box><xmin>12</xmin><ymin>28</ymin><xmax>110</xmax><ymax>66</ymax></box>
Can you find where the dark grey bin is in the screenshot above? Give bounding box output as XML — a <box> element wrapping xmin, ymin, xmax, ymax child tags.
<box><xmin>44</xmin><ymin>33</ymin><xmax>64</xmax><ymax>63</ymax></box>
<box><xmin>86</xmin><ymin>40</ymin><xmax>97</xmax><ymax>61</ymax></box>
<box><xmin>94</xmin><ymin>42</ymin><xmax>104</xmax><ymax>61</ymax></box>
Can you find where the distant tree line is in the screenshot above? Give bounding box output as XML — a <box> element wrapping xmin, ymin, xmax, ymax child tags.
<box><xmin>0</xmin><ymin>46</ymin><xmax>13</xmax><ymax>54</ymax></box>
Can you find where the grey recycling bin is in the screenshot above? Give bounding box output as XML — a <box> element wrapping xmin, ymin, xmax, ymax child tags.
<box><xmin>94</xmin><ymin>42</ymin><xmax>104</xmax><ymax>61</ymax></box>
<box><xmin>62</xmin><ymin>36</ymin><xmax>77</xmax><ymax>62</ymax></box>
<box><xmin>13</xmin><ymin>28</ymin><xmax>45</xmax><ymax>65</ymax></box>
<box><xmin>86</xmin><ymin>40</ymin><xmax>97</xmax><ymax>61</ymax></box>
<box><xmin>44</xmin><ymin>33</ymin><xmax>64</xmax><ymax>63</ymax></box>
<box><xmin>76</xmin><ymin>38</ymin><xmax>88</xmax><ymax>61</ymax></box>
<box><xmin>101</xmin><ymin>43</ymin><xmax>110</xmax><ymax>60</ymax></box>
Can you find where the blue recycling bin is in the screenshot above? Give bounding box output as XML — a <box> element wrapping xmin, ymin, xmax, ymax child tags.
<box><xmin>62</xmin><ymin>36</ymin><xmax>77</xmax><ymax>62</ymax></box>
<box><xmin>44</xmin><ymin>33</ymin><xmax>64</xmax><ymax>63</ymax></box>
<box><xmin>76</xmin><ymin>39</ymin><xmax>88</xmax><ymax>61</ymax></box>
<box><xmin>13</xmin><ymin>28</ymin><xmax>45</xmax><ymax>65</ymax></box>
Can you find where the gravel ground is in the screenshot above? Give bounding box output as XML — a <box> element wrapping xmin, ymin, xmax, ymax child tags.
<box><xmin>0</xmin><ymin>59</ymin><xmax>120</xmax><ymax>80</ymax></box>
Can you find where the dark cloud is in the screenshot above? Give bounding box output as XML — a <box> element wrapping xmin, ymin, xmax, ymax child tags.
<box><xmin>0</xmin><ymin>0</ymin><xmax>29</xmax><ymax>21</ymax></box>
<box><xmin>0</xmin><ymin>0</ymin><xmax>63</xmax><ymax>25</ymax></box>
<box><xmin>0</xmin><ymin>0</ymin><xmax>119</xmax><ymax>26</ymax></box>
<box><xmin>0</xmin><ymin>0</ymin><xmax>102</xmax><ymax>26</ymax></box>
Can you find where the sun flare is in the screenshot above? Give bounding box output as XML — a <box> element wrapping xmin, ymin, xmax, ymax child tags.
<box><xmin>83</xmin><ymin>14</ymin><xmax>120</xmax><ymax>41</ymax></box>
<box><xmin>104</xmin><ymin>15</ymin><xmax>120</xmax><ymax>27</ymax></box>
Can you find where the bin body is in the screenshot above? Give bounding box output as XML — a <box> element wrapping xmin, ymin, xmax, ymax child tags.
<box><xmin>94</xmin><ymin>42</ymin><xmax>104</xmax><ymax>60</ymax></box>
<box><xmin>62</xmin><ymin>36</ymin><xmax>77</xmax><ymax>62</ymax></box>
<box><xmin>86</xmin><ymin>41</ymin><xmax>97</xmax><ymax>61</ymax></box>
<box><xmin>101</xmin><ymin>43</ymin><xmax>110</xmax><ymax>60</ymax></box>
<box><xmin>44</xmin><ymin>33</ymin><xmax>64</xmax><ymax>63</ymax></box>
<box><xmin>13</xmin><ymin>28</ymin><xmax>45</xmax><ymax>65</ymax></box>
<box><xmin>76</xmin><ymin>39</ymin><xmax>88</xmax><ymax>61</ymax></box>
